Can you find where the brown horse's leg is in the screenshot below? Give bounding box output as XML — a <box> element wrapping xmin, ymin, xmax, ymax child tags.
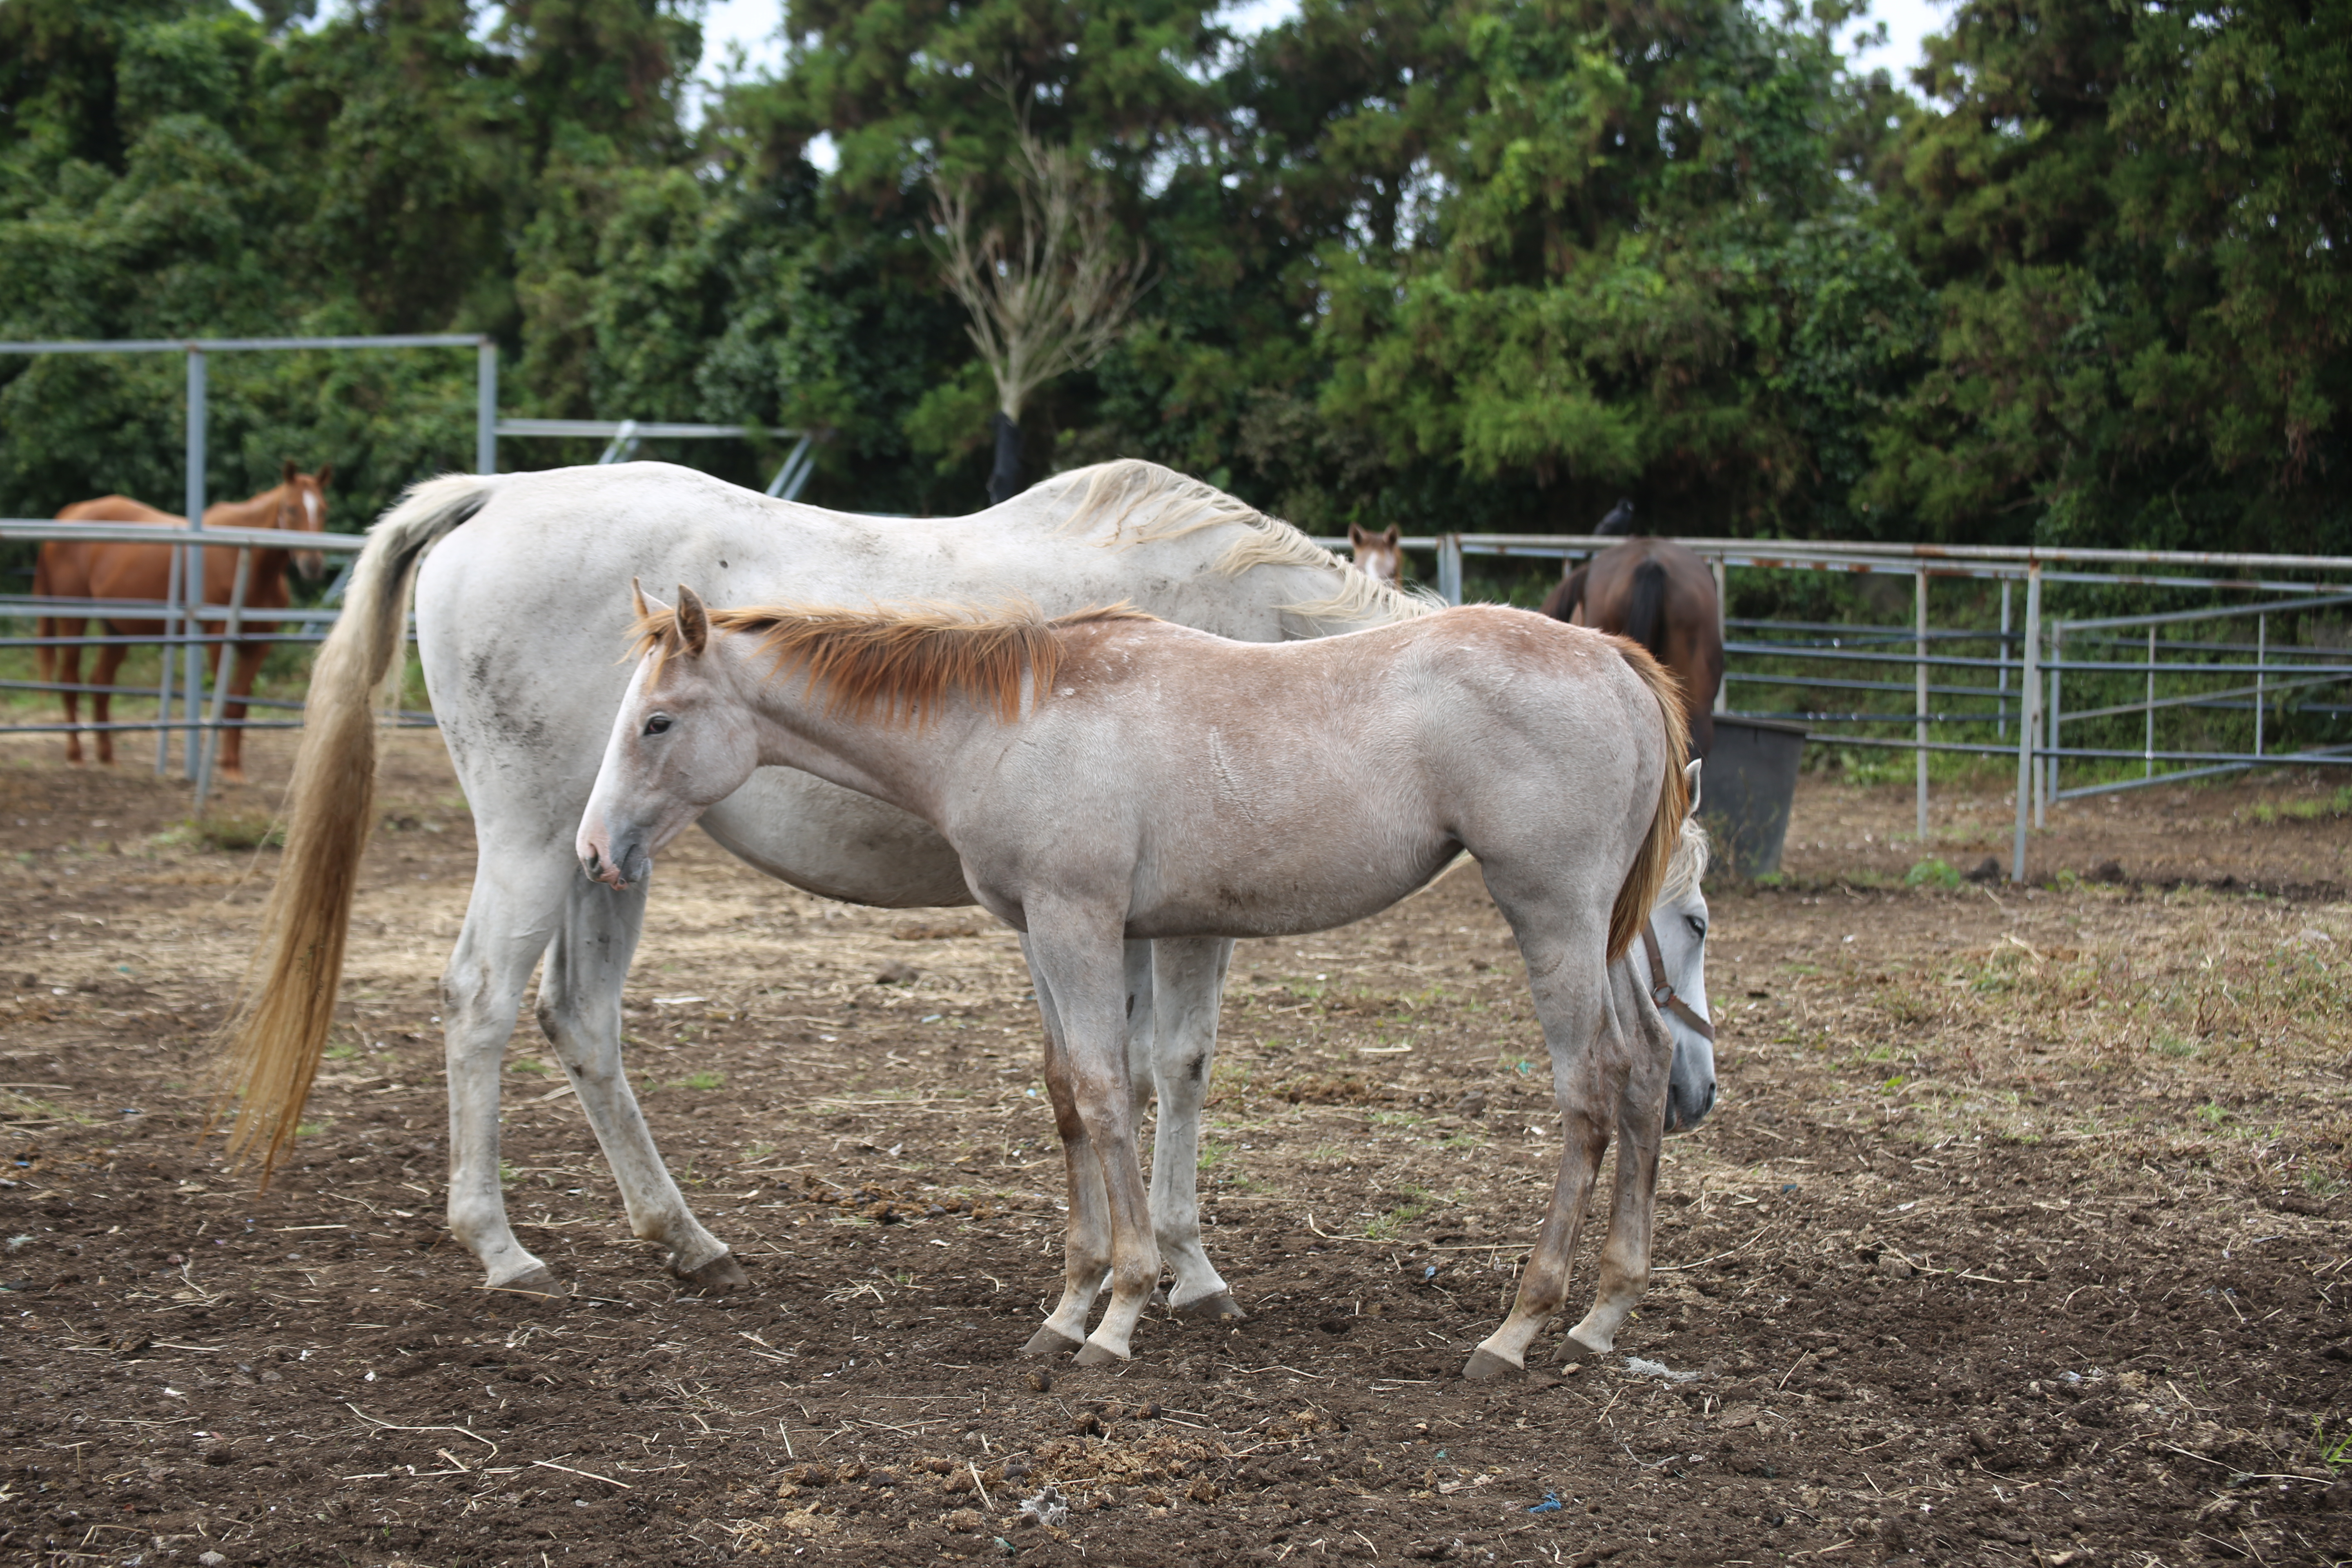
<box><xmin>1562</xmin><ymin>962</ymin><xmax>1675</xmax><ymax>1355</ymax></box>
<box><xmin>1023</xmin><ymin>933</ymin><xmax>1114</xmax><ymax>1356</ymax></box>
<box><xmin>89</xmin><ymin>640</ymin><xmax>128</xmax><ymax>767</ymax></box>
<box><xmin>217</xmin><ymin>637</ymin><xmax>267</xmax><ymax>783</ymax></box>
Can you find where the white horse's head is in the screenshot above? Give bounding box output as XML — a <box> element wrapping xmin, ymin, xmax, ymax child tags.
<box><xmin>1651</xmin><ymin>760</ymin><xmax>1715</xmax><ymax>1132</ymax></box>
<box><xmin>577</xmin><ymin>582</ymin><xmax>763</xmax><ymax>891</ymax></box>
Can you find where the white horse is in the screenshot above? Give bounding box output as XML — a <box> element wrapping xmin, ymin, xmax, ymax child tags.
<box><xmin>223</xmin><ymin>460</ymin><xmax>1439</xmax><ymax>1309</ymax></box>
<box><xmin>579</xmin><ymin>590</ymin><xmax>1698</xmax><ymax>1375</ymax></box>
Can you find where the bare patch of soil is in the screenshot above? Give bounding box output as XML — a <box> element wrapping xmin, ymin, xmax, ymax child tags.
<box><xmin>4</xmin><ymin>734</ymin><xmax>2350</xmax><ymax>1566</ymax></box>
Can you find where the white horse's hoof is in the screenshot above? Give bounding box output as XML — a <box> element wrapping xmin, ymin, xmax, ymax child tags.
<box><xmin>1171</xmin><ymin>1290</ymin><xmax>1247</xmax><ymax>1322</ymax></box>
<box><xmin>1073</xmin><ymin>1341</ymin><xmax>1128</xmax><ymax>1367</ymax></box>
<box><xmin>487</xmin><ymin>1267</ymin><xmax>567</xmax><ymax>1301</ymax></box>
<box><xmin>670</xmin><ymin>1251</ymin><xmax>749</xmax><ymax>1293</ymax></box>
<box><xmin>1022</xmin><ymin>1327</ymin><xmax>1084</xmax><ymax>1357</ymax></box>
<box><xmin>1462</xmin><ymin>1347</ymin><xmax>1524</xmax><ymax>1381</ymax></box>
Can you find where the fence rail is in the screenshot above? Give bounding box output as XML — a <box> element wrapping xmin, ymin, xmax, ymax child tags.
<box><xmin>9</xmin><ymin>509</ymin><xmax>2350</xmax><ymax>873</ymax></box>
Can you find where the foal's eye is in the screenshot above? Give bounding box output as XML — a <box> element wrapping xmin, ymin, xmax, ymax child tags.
<box><xmin>1684</xmin><ymin>915</ymin><xmax>1707</xmax><ymax>941</ymax></box>
<box><xmin>643</xmin><ymin>714</ymin><xmax>672</xmax><ymax>736</ymax></box>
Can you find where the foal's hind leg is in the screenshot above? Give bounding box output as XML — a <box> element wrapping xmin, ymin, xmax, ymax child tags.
<box><xmin>535</xmin><ymin>876</ymin><xmax>742</xmax><ymax>1291</ymax></box>
<box><xmin>1562</xmin><ymin>961</ymin><xmax>1675</xmax><ymax>1356</ymax></box>
<box><xmin>1025</xmin><ymin>933</ymin><xmax>1118</xmax><ymax>1355</ymax></box>
<box><xmin>1147</xmin><ymin>937</ymin><xmax>1244</xmax><ymax>1319</ymax></box>
<box><xmin>1462</xmin><ymin>907</ymin><xmax>1616</xmax><ymax>1381</ymax></box>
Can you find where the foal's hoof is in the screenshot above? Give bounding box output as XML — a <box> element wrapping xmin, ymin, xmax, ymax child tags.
<box><xmin>487</xmin><ymin>1267</ymin><xmax>568</xmax><ymax>1302</ymax></box>
<box><xmin>1171</xmin><ymin>1291</ymin><xmax>1248</xmax><ymax>1323</ymax></box>
<box><xmin>1073</xmin><ymin>1341</ymin><xmax>1127</xmax><ymax>1368</ymax></box>
<box><xmin>1462</xmin><ymin>1348</ymin><xmax>1525</xmax><ymax>1382</ymax></box>
<box><xmin>1022</xmin><ymin>1327</ymin><xmax>1084</xmax><ymax>1358</ymax></box>
<box><xmin>1552</xmin><ymin>1332</ymin><xmax>1609</xmax><ymax>1365</ymax></box>
<box><xmin>671</xmin><ymin>1251</ymin><xmax>749</xmax><ymax>1294</ymax></box>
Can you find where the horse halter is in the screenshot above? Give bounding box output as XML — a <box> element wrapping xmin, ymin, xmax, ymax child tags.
<box><xmin>1639</xmin><ymin>921</ymin><xmax>1715</xmax><ymax>1042</ymax></box>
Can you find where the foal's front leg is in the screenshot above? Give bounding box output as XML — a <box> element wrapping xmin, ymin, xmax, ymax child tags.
<box><xmin>1562</xmin><ymin>961</ymin><xmax>1675</xmax><ymax>1355</ymax></box>
<box><xmin>1024</xmin><ymin>909</ymin><xmax>1159</xmax><ymax>1365</ymax></box>
<box><xmin>1463</xmin><ymin>915</ymin><xmax>1615</xmax><ymax>1381</ymax></box>
<box><xmin>1022</xmin><ymin>935</ymin><xmax>1121</xmax><ymax>1355</ymax></box>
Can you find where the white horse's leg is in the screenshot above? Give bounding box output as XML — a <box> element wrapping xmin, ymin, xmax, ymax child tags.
<box><xmin>1563</xmin><ymin>961</ymin><xmax>1674</xmax><ymax>1353</ymax></box>
<box><xmin>1147</xmin><ymin>937</ymin><xmax>1245</xmax><ymax>1319</ymax></box>
<box><xmin>1463</xmin><ymin>906</ymin><xmax>1617</xmax><ymax>1380</ymax></box>
<box><xmin>1023</xmin><ymin>935</ymin><xmax>1116</xmax><ymax>1356</ymax></box>
<box><xmin>533</xmin><ymin>877</ymin><xmax>743</xmax><ymax>1290</ymax></box>
<box><xmin>1024</xmin><ymin>908</ymin><xmax>1159</xmax><ymax>1366</ymax></box>
<box><xmin>441</xmin><ymin>851</ymin><xmax>573</xmax><ymax>1294</ymax></box>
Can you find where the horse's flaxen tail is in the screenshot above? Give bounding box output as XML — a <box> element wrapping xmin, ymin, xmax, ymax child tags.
<box><xmin>216</xmin><ymin>474</ymin><xmax>497</xmax><ymax>1181</ymax></box>
<box><xmin>1623</xmin><ymin>559</ymin><xmax>1670</xmax><ymax>663</ymax></box>
<box><xmin>1606</xmin><ymin>637</ymin><xmax>1692</xmax><ymax>964</ymax></box>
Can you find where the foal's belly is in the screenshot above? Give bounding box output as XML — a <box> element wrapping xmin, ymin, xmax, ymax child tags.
<box><xmin>1121</xmin><ymin>838</ymin><xmax>1465</xmax><ymax>940</ymax></box>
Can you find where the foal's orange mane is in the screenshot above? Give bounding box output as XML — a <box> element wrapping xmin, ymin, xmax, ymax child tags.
<box><xmin>630</xmin><ymin>599</ymin><xmax>1159</xmax><ymax>725</ymax></box>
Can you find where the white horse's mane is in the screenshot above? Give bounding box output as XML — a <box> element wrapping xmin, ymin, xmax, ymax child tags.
<box><xmin>1047</xmin><ymin>459</ymin><xmax>1442</xmax><ymax>625</ymax></box>
<box><xmin>1658</xmin><ymin>817</ymin><xmax>1711</xmax><ymax>906</ymax></box>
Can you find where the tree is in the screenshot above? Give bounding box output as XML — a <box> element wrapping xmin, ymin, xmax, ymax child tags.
<box><xmin>1863</xmin><ymin>0</ymin><xmax>2352</xmax><ymax>552</ymax></box>
<box><xmin>932</xmin><ymin>107</ymin><xmax>1149</xmax><ymax>503</ymax></box>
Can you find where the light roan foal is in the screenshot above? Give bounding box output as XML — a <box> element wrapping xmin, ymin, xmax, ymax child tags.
<box><xmin>579</xmin><ymin>588</ymin><xmax>1693</xmax><ymax>1376</ymax></box>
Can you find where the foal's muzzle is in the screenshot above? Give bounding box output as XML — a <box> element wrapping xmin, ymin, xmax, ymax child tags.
<box><xmin>1665</xmin><ymin>1076</ymin><xmax>1716</xmax><ymax>1133</ymax></box>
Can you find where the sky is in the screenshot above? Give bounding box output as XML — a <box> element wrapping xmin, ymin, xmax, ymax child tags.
<box><xmin>692</xmin><ymin>0</ymin><xmax>1956</xmax><ymax>103</ymax></box>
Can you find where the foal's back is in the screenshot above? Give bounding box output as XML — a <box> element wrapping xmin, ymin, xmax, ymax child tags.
<box><xmin>974</xmin><ymin>606</ymin><xmax>1670</xmax><ymax>939</ymax></box>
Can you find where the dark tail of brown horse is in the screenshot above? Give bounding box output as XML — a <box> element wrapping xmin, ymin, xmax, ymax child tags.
<box><xmin>1622</xmin><ymin>560</ymin><xmax>1669</xmax><ymax>664</ymax></box>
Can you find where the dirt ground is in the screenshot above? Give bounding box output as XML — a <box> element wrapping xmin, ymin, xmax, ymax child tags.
<box><xmin>4</xmin><ymin>728</ymin><xmax>2350</xmax><ymax>1568</ymax></box>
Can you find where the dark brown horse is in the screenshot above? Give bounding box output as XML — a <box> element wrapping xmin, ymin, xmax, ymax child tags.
<box><xmin>34</xmin><ymin>462</ymin><xmax>332</xmax><ymax>782</ymax></box>
<box><xmin>1541</xmin><ymin>537</ymin><xmax>1722</xmax><ymax>757</ymax></box>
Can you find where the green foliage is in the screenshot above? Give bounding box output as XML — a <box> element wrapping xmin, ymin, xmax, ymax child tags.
<box><xmin>1864</xmin><ymin>0</ymin><xmax>2352</xmax><ymax>552</ymax></box>
<box><xmin>0</xmin><ymin>0</ymin><xmax>2341</xmax><ymax>552</ymax></box>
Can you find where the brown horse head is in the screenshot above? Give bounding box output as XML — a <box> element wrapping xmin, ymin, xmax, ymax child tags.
<box><xmin>1347</xmin><ymin>523</ymin><xmax>1401</xmax><ymax>586</ymax></box>
<box><xmin>274</xmin><ymin>460</ymin><xmax>333</xmax><ymax>581</ymax></box>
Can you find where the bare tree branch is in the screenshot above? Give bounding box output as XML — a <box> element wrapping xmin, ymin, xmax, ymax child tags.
<box><xmin>931</xmin><ymin>110</ymin><xmax>1149</xmax><ymax>423</ymax></box>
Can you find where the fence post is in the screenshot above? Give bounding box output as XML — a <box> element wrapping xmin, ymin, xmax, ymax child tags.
<box><xmin>1713</xmin><ymin>556</ymin><xmax>1729</xmax><ymax>715</ymax></box>
<box><xmin>1915</xmin><ymin>569</ymin><xmax>1929</xmax><ymax>841</ymax></box>
<box><xmin>2011</xmin><ymin>564</ymin><xmax>2041</xmax><ymax>882</ymax></box>
<box><xmin>1997</xmin><ymin>579</ymin><xmax>2011</xmax><ymax>739</ymax></box>
<box><xmin>2039</xmin><ymin>621</ymin><xmax>2061</xmax><ymax>827</ymax></box>
<box><xmin>2145</xmin><ymin>625</ymin><xmax>2156</xmax><ymax>777</ymax></box>
<box><xmin>477</xmin><ymin>337</ymin><xmax>499</xmax><ymax>475</ymax></box>
<box><xmin>2255</xmin><ymin>613</ymin><xmax>2267</xmax><ymax>758</ymax></box>
<box><xmin>194</xmin><ymin>547</ymin><xmax>251</xmax><ymax>805</ymax></box>
<box><xmin>177</xmin><ymin>345</ymin><xmax>211</xmax><ymax>780</ymax></box>
<box><xmin>1438</xmin><ymin>534</ymin><xmax>1463</xmax><ymax>606</ymax></box>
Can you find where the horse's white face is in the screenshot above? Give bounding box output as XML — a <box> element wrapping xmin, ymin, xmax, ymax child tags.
<box><xmin>577</xmin><ymin>589</ymin><xmax>762</xmax><ymax>891</ymax></box>
<box><xmin>1348</xmin><ymin>523</ymin><xmax>1401</xmax><ymax>586</ymax></box>
<box><xmin>1650</xmin><ymin>869</ymin><xmax>1714</xmax><ymax>1132</ymax></box>
<box><xmin>275</xmin><ymin>463</ymin><xmax>331</xmax><ymax>582</ymax></box>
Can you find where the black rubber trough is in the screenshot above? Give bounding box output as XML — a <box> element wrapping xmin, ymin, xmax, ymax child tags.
<box><xmin>1699</xmin><ymin>715</ymin><xmax>1808</xmax><ymax>880</ymax></box>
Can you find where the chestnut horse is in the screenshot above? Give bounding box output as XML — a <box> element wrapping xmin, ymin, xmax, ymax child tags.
<box><xmin>1346</xmin><ymin>522</ymin><xmax>1401</xmax><ymax>585</ymax></box>
<box><xmin>1541</xmin><ymin>536</ymin><xmax>1722</xmax><ymax>757</ymax></box>
<box><xmin>34</xmin><ymin>463</ymin><xmax>332</xmax><ymax>782</ymax></box>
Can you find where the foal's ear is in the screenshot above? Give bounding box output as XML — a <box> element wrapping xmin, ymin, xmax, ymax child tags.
<box><xmin>281</xmin><ymin>459</ymin><xmax>298</xmax><ymax>487</ymax></box>
<box><xmin>1348</xmin><ymin>523</ymin><xmax>1367</xmax><ymax>549</ymax></box>
<box><xmin>1382</xmin><ymin>524</ymin><xmax>1399</xmax><ymax>546</ymax></box>
<box><xmin>674</xmin><ymin>584</ymin><xmax>710</xmax><ymax>657</ymax></box>
<box><xmin>1684</xmin><ymin>758</ymin><xmax>1703</xmax><ymax>819</ymax></box>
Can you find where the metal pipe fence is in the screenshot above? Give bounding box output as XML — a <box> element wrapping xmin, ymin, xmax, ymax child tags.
<box><xmin>0</xmin><ymin>519</ymin><xmax>382</xmax><ymax>802</ymax></box>
<box><xmin>1323</xmin><ymin>532</ymin><xmax>2352</xmax><ymax>882</ymax></box>
<box><xmin>8</xmin><ymin>502</ymin><xmax>2351</xmax><ymax>873</ymax></box>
